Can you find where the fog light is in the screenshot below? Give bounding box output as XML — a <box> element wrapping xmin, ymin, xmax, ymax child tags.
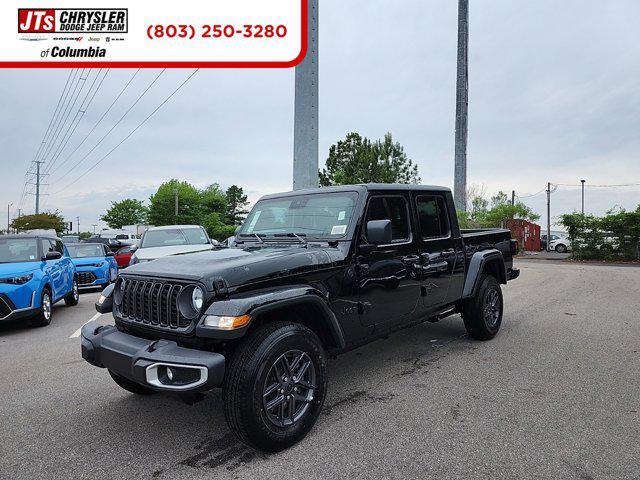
<box><xmin>203</xmin><ymin>314</ymin><xmax>250</xmax><ymax>330</ymax></box>
<box><xmin>166</xmin><ymin>367</ymin><xmax>174</xmax><ymax>381</ymax></box>
<box><xmin>145</xmin><ymin>363</ymin><xmax>208</xmax><ymax>390</ymax></box>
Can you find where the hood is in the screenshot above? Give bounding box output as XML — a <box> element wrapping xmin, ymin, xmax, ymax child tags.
<box><xmin>135</xmin><ymin>244</ymin><xmax>214</xmax><ymax>260</ymax></box>
<box><xmin>124</xmin><ymin>243</ymin><xmax>345</xmax><ymax>288</ymax></box>
<box><xmin>72</xmin><ymin>256</ymin><xmax>106</xmax><ymax>267</ymax></box>
<box><xmin>0</xmin><ymin>262</ymin><xmax>41</xmax><ymax>278</ymax></box>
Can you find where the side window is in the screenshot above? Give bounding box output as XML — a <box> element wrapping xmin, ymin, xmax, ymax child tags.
<box><xmin>40</xmin><ymin>239</ymin><xmax>53</xmax><ymax>257</ymax></box>
<box><xmin>54</xmin><ymin>240</ymin><xmax>64</xmax><ymax>254</ymax></box>
<box><xmin>416</xmin><ymin>195</ymin><xmax>450</xmax><ymax>239</ymax></box>
<box><xmin>364</xmin><ymin>196</ymin><xmax>410</xmax><ymax>243</ymax></box>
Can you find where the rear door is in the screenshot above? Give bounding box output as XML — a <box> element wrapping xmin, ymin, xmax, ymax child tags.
<box><xmin>413</xmin><ymin>194</ymin><xmax>456</xmax><ymax>311</ymax></box>
<box><xmin>357</xmin><ymin>193</ymin><xmax>422</xmax><ymax>329</ymax></box>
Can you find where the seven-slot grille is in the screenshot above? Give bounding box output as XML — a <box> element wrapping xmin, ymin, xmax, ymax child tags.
<box><xmin>118</xmin><ymin>278</ymin><xmax>189</xmax><ymax>329</ymax></box>
<box><xmin>77</xmin><ymin>271</ymin><xmax>97</xmax><ymax>285</ymax></box>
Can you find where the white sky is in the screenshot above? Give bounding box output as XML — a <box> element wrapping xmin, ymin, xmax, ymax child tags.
<box><xmin>1</xmin><ymin>0</ymin><xmax>639</xmax><ymax>231</ymax></box>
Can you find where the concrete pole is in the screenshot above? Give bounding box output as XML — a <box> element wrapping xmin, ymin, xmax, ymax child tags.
<box><xmin>174</xmin><ymin>188</ymin><xmax>179</xmax><ymax>224</ymax></box>
<box><xmin>453</xmin><ymin>0</ymin><xmax>469</xmax><ymax>211</ymax></box>
<box><xmin>581</xmin><ymin>179</ymin><xmax>585</xmax><ymax>214</ymax></box>
<box><xmin>292</xmin><ymin>0</ymin><xmax>319</xmax><ymax>190</ymax></box>
<box><xmin>7</xmin><ymin>203</ymin><xmax>12</xmax><ymax>233</ymax></box>
<box><xmin>546</xmin><ymin>182</ymin><xmax>551</xmax><ymax>252</ymax></box>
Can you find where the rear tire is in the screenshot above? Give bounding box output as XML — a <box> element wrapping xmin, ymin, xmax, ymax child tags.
<box><xmin>462</xmin><ymin>274</ymin><xmax>503</xmax><ymax>340</ymax></box>
<box><xmin>64</xmin><ymin>278</ymin><xmax>79</xmax><ymax>306</ymax></box>
<box><xmin>223</xmin><ymin>322</ymin><xmax>327</xmax><ymax>452</ymax></box>
<box><xmin>108</xmin><ymin>370</ymin><xmax>156</xmax><ymax>395</ymax></box>
<box><xmin>31</xmin><ymin>288</ymin><xmax>53</xmax><ymax>327</ymax></box>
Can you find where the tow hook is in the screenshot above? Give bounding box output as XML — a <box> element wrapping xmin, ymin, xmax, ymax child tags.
<box><xmin>147</xmin><ymin>340</ymin><xmax>160</xmax><ymax>352</ymax></box>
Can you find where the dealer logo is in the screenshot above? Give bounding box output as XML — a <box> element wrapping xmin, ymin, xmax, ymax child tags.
<box><xmin>18</xmin><ymin>8</ymin><xmax>128</xmax><ymax>34</ymax></box>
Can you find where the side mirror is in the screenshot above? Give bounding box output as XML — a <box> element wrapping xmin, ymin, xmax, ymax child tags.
<box><xmin>44</xmin><ymin>251</ymin><xmax>62</xmax><ymax>261</ymax></box>
<box><xmin>366</xmin><ymin>220</ymin><xmax>393</xmax><ymax>245</ymax></box>
<box><xmin>106</xmin><ymin>251</ymin><xmax>115</xmax><ymax>257</ymax></box>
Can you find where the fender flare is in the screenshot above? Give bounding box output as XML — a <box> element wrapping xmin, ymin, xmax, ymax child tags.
<box><xmin>462</xmin><ymin>249</ymin><xmax>507</xmax><ymax>299</ymax></box>
<box><xmin>198</xmin><ymin>285</ymin><xmax>346</xmax><ymax>349</ymax></box>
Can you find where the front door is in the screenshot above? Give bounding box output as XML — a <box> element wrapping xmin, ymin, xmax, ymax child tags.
<box><xmin>413</xmin><ymin>194</ymin><xmax>455</xmax><ymax>312</ymax></box>
<box><xmin>41</xmin><ymin>239</ymin><xmax>63</xmax><ymax>300</ymax></box>
<box><xmin>357</xmin><ymin>194</ymin><xmax>422</xmax><ymax>329</ymax></box>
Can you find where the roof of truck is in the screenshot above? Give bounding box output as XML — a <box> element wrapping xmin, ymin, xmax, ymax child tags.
<box><xmin>261</xmin><ymin>184</ymin><xmax>451</xmax><ymax>199</ymax></box>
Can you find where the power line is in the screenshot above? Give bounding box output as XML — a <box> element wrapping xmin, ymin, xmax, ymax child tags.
<box><xmin>38</xmin><ymin>69</ymin><xmax>88</xmax><ymax>166</ymax></box>
<box><xmin>44</xmin><ymin>69</ymin><xmax>108</xmax><ymax>175</ymax></box>
<box><xmin>51</xmin><ymin>69</ymin><xmax>140</xmax><ymax>175</ymax></box>
<box><xmin>49</xmin><ymin>69</ymin><xmax>166</xmax><ymax>187</ymax></box>
<box><xmin>19</xmin><ymin>70</ymin><xmax>76</xmax><ymax>210</ymax></box>
<box><xmin>53</xmin><ymin>69</ymin><xmax>199</xmax><ymax>195</ymax></box>
<box><xmin>554</xmin><ymin>182</ymin><xmax>640</xmax><ymax>188</ymax></box>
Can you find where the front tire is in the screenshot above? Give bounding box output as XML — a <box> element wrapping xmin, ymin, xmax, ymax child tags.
<box><xmin>462</xmin><ymin>274</ymin><xmax>503</xmax><ymax>340</ymax></box>
<box><xmin>64</xmin><ymin>278</ymin><xmax>79</xmax><ymax>306</ymax></box>
<box><xmin>555</xmin><ymin>244</ymin><xmax>567</xmax><ymax>253</ymax></box>
<box><xmin>108</xmin><ymin>370</ymin><xmax>156</xmax><ymax>395</ymax></box>
<box><xmin>31</xmin><ymin>288</ymin><xmax>53</xmax><ymax>327</ymax></box>
<box><xmin>223</xmin><ymin>322</ymin><xmax>327</xmax><ymax>452</ymax></box>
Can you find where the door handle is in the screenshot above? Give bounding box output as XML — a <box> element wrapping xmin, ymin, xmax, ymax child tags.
<box><xmin>401</xmin><ymin>255</ymin><xmax>420</xmax><ymax>265</ymax></box>
<box><xmin>442</xmin><ymin>249</ymin><xmax>456</xmax><ymax>259</ymax></box>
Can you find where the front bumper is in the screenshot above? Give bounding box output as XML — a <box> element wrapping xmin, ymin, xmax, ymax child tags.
<box><xmin>0</xmin><ymin>292</ymin><xmax>38</xmax><ymax>322</ymax></box>
<box><xmin>80</xmin><ymin>320</ymin><xmax>225</xmax><ymax>392</ymax></box>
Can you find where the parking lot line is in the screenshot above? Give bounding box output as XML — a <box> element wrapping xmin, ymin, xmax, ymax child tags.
<box><xmin>70</xmin><ymin>313</ymin><xmax>102</xmax><ymax>339</ymax></box>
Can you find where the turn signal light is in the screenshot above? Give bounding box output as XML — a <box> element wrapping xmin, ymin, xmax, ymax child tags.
<box><xmin>203</xmin><ymin>314</ymin><xmax>250</xmax><ymax>330</ymax></box>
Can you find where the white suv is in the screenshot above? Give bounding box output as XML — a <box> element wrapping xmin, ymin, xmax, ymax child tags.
<box><xmin>129</xmin><ymin>225</ymin><xmax>216</xmax><ymax>265</ymax></box>
<box><xmin>548</xmin><ymin>237</ymin><xmax>571</xmax><ymax>253</ymax></box>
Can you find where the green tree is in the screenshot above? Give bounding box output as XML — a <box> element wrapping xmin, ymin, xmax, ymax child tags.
<box><xmin>200</xmin><ymin>183</ymin><xmax>228</xmax><ymax>215</ymax></box>
<box><xmin>148</xmin><ymin>179</ymin><xmax>203</xmax><ymax>226</ymax></box>
<box><xmin>11</xmin><ymin>211</ymin><xmax>67</xmax><ymax>234</ymax></box>
<box><xmin>100</xmin><ymin>198</ymin><xmax>148</xmax><ymax>229</ymax></box>
<box><xmin>319</xmin><ymin>132</ymin><xmax>420</xmax><ymax>186</ymax></box>
<box><xmin>225</xmin><ymin>185</ymin><xmax>249</xmax><ymax>225</ymax></box>
<box><xmin>482</xmin><ymin>191</ymin><xmax>540</xmax><ymax>227</ymax></box>
<box><xmin>202</xmin><ymin>212</ymin><xmax>237</xmax><ymax>241</ymax></box>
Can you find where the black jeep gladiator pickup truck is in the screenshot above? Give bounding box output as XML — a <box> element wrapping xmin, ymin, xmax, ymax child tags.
<box><xmin>82</xmin><ymin>184</ymin><xmax>519</xmax><ymax>451</ymax></box>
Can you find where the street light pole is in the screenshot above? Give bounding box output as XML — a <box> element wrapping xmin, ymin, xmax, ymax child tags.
<box><xmin>581</xmin><ymin>179</ymin><xmax>586</xmax><ymax>214</ymax></box>
<box><xmin>7</xmin><ymin>203</ymin><xmax>12</xmax><ymax>234</ymax></box>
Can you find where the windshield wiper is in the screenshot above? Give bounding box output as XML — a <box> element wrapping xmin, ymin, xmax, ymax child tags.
<box><xmin>273</xmin><ymin>232</ymin><xmax>308</xmax><ymax>244</ymax></box>
<box><xmin>238</xmin><ymin>233</ymin><xmax>265</xmax><ymax>244</ymax></box>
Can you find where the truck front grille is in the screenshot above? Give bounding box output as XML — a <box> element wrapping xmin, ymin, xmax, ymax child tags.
<box><xmin>117</xmin><ymin>278</ymin><xmax>190</xmax><ymax>330</ymax></box>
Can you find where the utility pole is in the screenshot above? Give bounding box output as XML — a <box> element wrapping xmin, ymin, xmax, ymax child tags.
<box><xmin>92</xmin><ymin>224</ymin><xmax>97</xmax><ymax>234</ymax></box>
<box><xmin>511</xmin><ymin>190</ymin><xmax>515</xmax><ymax>206</ymax></box>
<box><xmin>581</xmin><ymin>179</ymin><xmax>586</xmax><ymax>214</ymax></box>
<box><xmin>453</xmin><ymin>0</ymin><xmax>469</xmax><ymax>211</ymax></box>
<box><xmin>173</xmin><ymin>188</ymin><xmax>179</xmax><ymax>224</ymax></box>
<box><xmin>292</xmin><ymin>0</ymin><xmax>319</xmax><ymax>190</ymax></box>
<box><xmin>76</xmin><ymin>216</ymin><xmax>80</xmax><ymax>236</ymax></box>
<box><xmin>35</xmin><ymin>160</ymin><xmax>44</xmax><ymax>214</ymax></box>
<box><xmin>7</xmin><ymin>203</ymin><xmax>12</xmax><ymax>234</ymax></box>
<box><xmin>546</xmin><ymin>182</ymin><xmax>551</xmax><ymax>252</ymax></box>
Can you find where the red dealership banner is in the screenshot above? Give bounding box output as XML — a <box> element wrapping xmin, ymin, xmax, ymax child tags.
<box><xmin>2</xmin><ymin>0</ymin><xmax>306</xmax><ymax>68</ymax></box>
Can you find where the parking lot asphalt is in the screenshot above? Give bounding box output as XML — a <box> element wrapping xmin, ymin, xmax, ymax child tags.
<box><xmin>1</xmin><ymin>262</ymin><xmax>639</xmax><ymax>480</ymax></box>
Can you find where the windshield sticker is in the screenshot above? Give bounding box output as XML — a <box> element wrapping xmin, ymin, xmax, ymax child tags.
<box><xmin>331</xmin><ymin>225</ymin><xmax>347</xmax><ymax>235</ymax></box>
<box><xmin>29</xmin><ymin>255</ymin><xmax>35</xmax><ymax>260</ymax></box>
<box><xmin>247</xmin><ymin>211</ymin><xmax>261</xmax><ymax>232</ymax></box>
<box><xmin>338</xmin><ymin>211</ymin><xmax>346</xmax><ymax>221</ymax></box>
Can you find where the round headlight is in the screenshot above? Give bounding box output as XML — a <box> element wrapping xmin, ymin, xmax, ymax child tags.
<box><xmin>192</xmin><ymin>287</ymin><xmax>204</xmax><ymax>311</ymax></box>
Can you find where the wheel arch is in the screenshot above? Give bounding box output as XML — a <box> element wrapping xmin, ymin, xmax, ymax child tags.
<box><xmin>462</xmin><ymin>249</ymin><xmax>507</xmax><ymax>299</ymax></box>
<box><xmin>202</xmin><ymin>285</ymin><xmax>346</xmax><ymax>350</ymax></box>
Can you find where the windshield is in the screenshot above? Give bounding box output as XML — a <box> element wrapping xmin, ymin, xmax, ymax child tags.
<box><xmin>67</xmin><ymin>244</ymin><xmax>104</xmax><ymax>258</ymax></box>
<box><xmin>239</xmin><ymin>192</ymin><xmax>358</xmax><ymax>238</ymax></box>
<box><xmin>0</xmin><ymin>238</ymin><xmax>39</xmax><ymax>263</ymax></box>
<box><xmin>141</xmin><ymin>228</ymin><xmax>209</xmax><ymax>248</ymax></box>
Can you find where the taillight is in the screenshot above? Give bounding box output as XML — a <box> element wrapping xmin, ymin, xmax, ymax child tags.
<box><xmin>510</xmin><ymin>239</ymin><xmax>519</xmax><ymax>256</ymax></box>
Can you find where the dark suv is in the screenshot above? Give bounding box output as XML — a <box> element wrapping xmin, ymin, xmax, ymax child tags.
<box><xmin>81</xmin><ymin>184</ymin><xmax>519</xmax><ymax>451</ymax></box>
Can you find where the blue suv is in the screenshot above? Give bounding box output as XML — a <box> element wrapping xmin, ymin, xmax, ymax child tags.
<box><xmin>0</xmin><ymin>234</ymin><xmax>79</xmax><ymax>327</ymax></box>
<box><xmin>67</xmin><ymin>243</ymin><xmax>118</xmax><ymax>290</ymax></box>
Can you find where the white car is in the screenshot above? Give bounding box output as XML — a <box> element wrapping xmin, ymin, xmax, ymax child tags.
<box><xmin>129</xmin><ymin>225</ymin><xmax>217</xmax><ymax>265</ymax></box>
<box><xmin>548</xmin><ymin>237</ymin><xmax>571</xmax><ymax>253</ymax></box>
